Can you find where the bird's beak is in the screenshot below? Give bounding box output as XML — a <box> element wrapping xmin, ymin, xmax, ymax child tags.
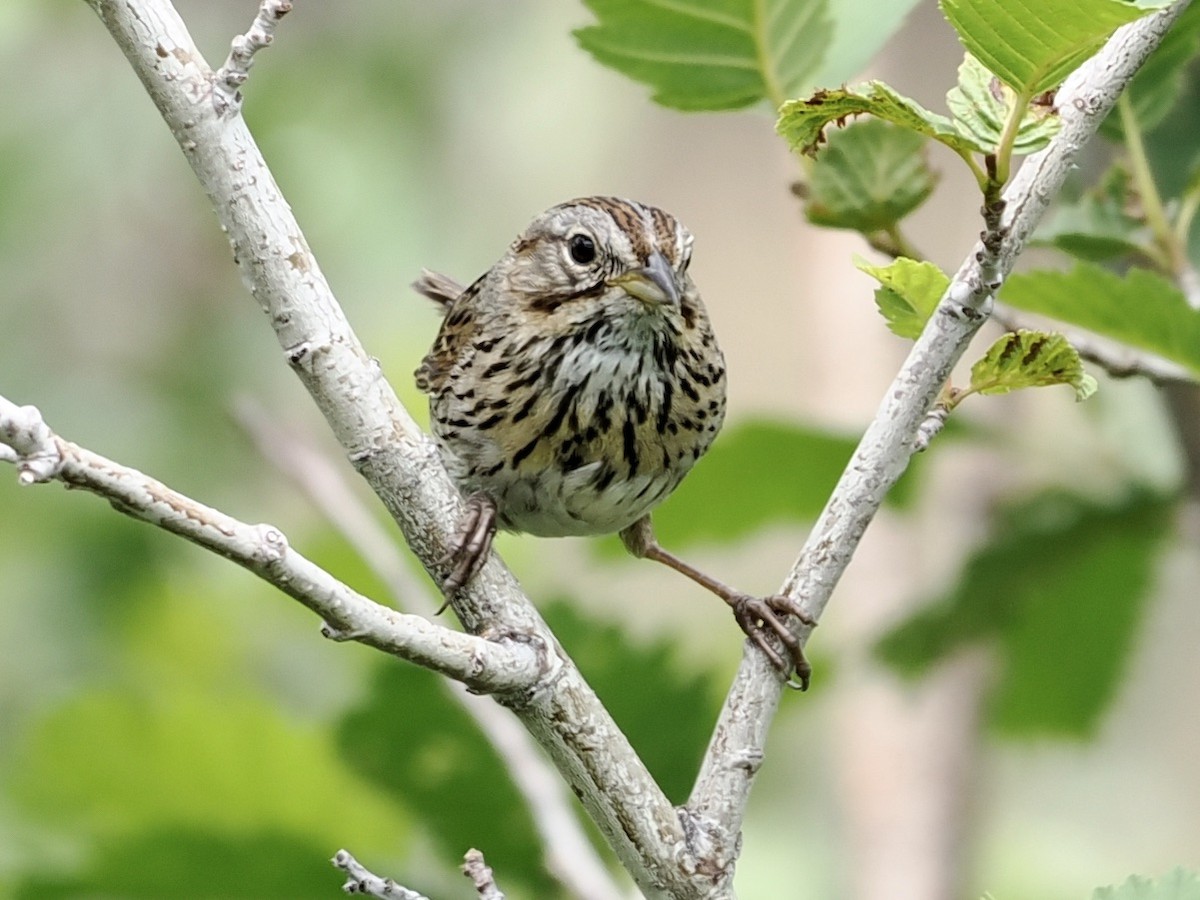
<box><xmin>609</xmin><ymin>252</ymin><xmax>680</xmax><ymax>307</ymax></box>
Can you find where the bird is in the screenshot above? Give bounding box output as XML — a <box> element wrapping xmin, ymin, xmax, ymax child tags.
<box><xmin>414</xmin><ymin>196</ymin><xmax>812</xmax><ymax>686</ymax></box>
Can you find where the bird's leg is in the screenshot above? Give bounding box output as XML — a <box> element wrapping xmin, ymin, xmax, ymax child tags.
<box><xmin>437</xmin><ymin>491</ymin><xmax>498</xmax><ymax>611</ymax></box>
<box><xmin>619</xmin><ymin>515</ymin><xmax>816</xmax><ymax>689</ymax></box>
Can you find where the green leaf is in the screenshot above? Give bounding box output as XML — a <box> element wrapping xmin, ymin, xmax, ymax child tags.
<box><xmin>1094</xmin><ymin>869</ymin><xmax>1200</xmax><ymax>900</ymax></box>
<box><xmin>596</xmin><ymin>418</ymin><xmax>930</xmax><ymax>562</ymax></box>
<box><xmin>14</xmin><ymin>829</ymin><xmax>338</xmax><ymax>900</ymax></box>
<box><xmin>875</xmin><ymin>490</ymin><xmax>1175</xmax><ymax>738</ymax></box>
<box><xmin>1000</xmin><ymin>262</ymin><xmax>1200</xmax><ymax>378</ymax></box>
<box><xmin>968</xmin><ymin>330</ymin><xmax>1098</xmax><ymax>401</ymax></box>
<box><xmin>640</xmin><ymin>419</ymin><xmax>867</xmax><ymax>550</ymax></box>
<box><xmin>777</xmin><ymin>82</ymin><xmax>984</xmax><ymax>158</ymax></box>
<box><xmin>1101</xmin><ymin>2</ymin><xmax>1200</xmax><ymax>138</ymax></box>
<box><xmin>1142</xmin><ymin>63</ymin><xmax>1200</xmax><ymax>200</ymax></box>
<box><xmin>541</xmin><ymin>599</ymin><xmax>723</xmax><ymax>802</ymax></box>
<box><xmin>945</xmin><ymin>53</ymin><xmax>1060</xmax><ymax>154</ymax></box>
<box><xmin>855</xmin><ymin>256</ymin><xmax>949</xmax><ymax>339</ymax></box>
<box><xmin>337</xmin><ymin>663</ymin><xmax>557</xmax><ymax>896</ymax></box>
<box><xmin>574</xmin><ymin>0</ymin><xmax>833</xmax><ymax>110</ymax></box>
<box><xmin>1034</xmin><ymin>166</ymin><xmax>1152</xmax><ymax>261</ymax></box>
<box><xmin>804</xmin><ymin>119</ymin><xmax>937</xmax><ymax>232</ymax></box>
<box><xmin>337</xmin><ymin>597</ymin><xmax>722</xmax><ymax>899</ymax></box>
<box><xmin>940</xmin><ymin>0</ymin><xmax>1155</xmax><ymax>95</ymax></box>
<box><xmin>7</xmin><ymin>689</ymin><xmax>404</xmax><ymax>850</ymax></box>
<box><xmin>649</xmin><ymin>420</ymin><xmax>854</xmax><ymax>546</ymax></box>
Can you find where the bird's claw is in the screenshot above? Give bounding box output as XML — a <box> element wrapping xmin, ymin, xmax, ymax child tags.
<box><xmin>436</xmin><ymin>492</ymin><xmax>497</xmax><ymax>611</ymax></box>
<box><xmin>730</xmin><ymin>594</ymin><xmax>816</xmax><ymax>691</ymax></box>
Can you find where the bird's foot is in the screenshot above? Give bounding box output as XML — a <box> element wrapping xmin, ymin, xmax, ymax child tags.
<box><xmin>436</xmin><ymin>492</ymin><xmax>497</xmax><ymax>611</ymax></box>
<box><xmin>620</xmin><ymin>515</ymin><xmax>818</xmax><ymax>689</ymax></box>
<box><xmin>728</xmin><ymin>594</ymin><xmax>816</xmax><ymax>691</ymax></box>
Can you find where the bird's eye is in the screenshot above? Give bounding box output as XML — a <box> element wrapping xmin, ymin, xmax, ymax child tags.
<box><xmin>568</xmin><ymin>233</ymin><xmax>597</xmax><ymax>265</ymax></box>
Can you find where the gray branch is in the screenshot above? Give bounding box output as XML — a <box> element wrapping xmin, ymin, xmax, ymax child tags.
<box><xmin>686</xmin><ymin>0</ymin><xmax>1192</xmax><ymax>859</ymax></box>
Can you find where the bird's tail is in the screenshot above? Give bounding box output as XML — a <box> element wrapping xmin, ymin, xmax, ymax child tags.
<box><xmin>411</xmin><ymin>268</ymin><xmax>465</xmax><ymax>313</ymax></box>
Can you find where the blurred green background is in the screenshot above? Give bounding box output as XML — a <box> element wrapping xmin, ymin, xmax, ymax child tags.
<box><xmin>2</xmin><ymin>1</ymin><xmax>1198</xmax><ymax>898</ymax></box>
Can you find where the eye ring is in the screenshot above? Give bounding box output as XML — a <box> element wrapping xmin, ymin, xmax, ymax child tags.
<box><xmin>567</xmin><ymin>232</ymin><xmax>597</xmax><ymax>265</ymax></box>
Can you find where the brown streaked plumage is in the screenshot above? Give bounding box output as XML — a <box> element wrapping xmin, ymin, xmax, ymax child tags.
<box><xmin>415</xmin><ymin>197</ymin><xmax>813</xmax><ymax>686</ymax></box>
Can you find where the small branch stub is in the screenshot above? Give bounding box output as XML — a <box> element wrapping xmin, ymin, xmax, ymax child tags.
<box><xmin>462</xmin><ymin>849</ymin><xmax>506</xmax><ymax>900</ymax></box>
<box><xmin>212</xmin><ymin>0</ymin><xmax>292</xmax><ymax>116</ymax></box>
<box><xmin>914</xmin><ymin>403</ymin><xmax>951</xmax><ymax>452</ymax></box>
<box><xmin>0</xmin><ymin>398</ymin><xmax>62</xmax><ymax>483</ymax></box>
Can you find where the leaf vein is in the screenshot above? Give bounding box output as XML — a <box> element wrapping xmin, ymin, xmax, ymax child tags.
<box><xmin>636</xmin><ymin>0</ymin><xmax>752</xmax><ymax>33</ymax></box>
<box><xmin>767</xmin><ymin>0</ymin><xmax>821</xmax><ymax>84</ymax></box>
<box><xmin>592</xmin><ymin>44</ymin><xmax>761</xmax><ymax>71</ymax></box>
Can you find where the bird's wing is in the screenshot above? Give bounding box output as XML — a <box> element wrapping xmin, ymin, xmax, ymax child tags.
<box><xmin>414</xmin><ymin>271</ymin><xmax>487</xmax><ymax>394</ymax></box>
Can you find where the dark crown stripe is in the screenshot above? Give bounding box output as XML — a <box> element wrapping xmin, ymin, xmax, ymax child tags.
<box><xmin>649</xmin><ymin>205</ymin><xmax>679</xmax><ymax>263</ymax></box>
<box><xmin>571</xmin><ymin>196</ymin><xmax>654</xmax><ymax>261</ymax></box>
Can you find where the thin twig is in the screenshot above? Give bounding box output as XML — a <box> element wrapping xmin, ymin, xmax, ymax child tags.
<box><xmin>212</xmin><ymin>0</ymin><xmax>292</xmax><ymax>116</ymax></box>
<box><xmin>0</xmin><ymin>395</ymin><xmax>541</xmax><ymax>692</ymax></box>
<box><xmin>686</xmin><ymin>0</ymin><xmax>1192</xmax><ymax>864</ymax></box>
<box><xmin>333</xmin><ymin>850</ymin><xmax>429</xmax><ymax>900</ymax></box>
